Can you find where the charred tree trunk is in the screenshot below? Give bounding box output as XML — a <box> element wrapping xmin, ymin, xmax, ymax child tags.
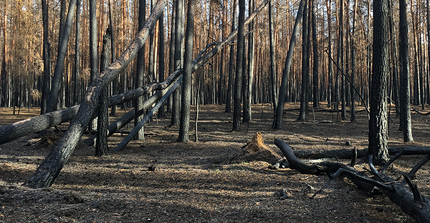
<box><xmin>273</xmin><ymin>0</ymin><xmax>305</xmax><ymax>129</ymax></box>
<box><xmin>41</xmin><ymin>0</ymin><xmax>51</xmax><ymax>114</ymax></box>
<box><xmin>298</xmin><ymin>0</ymin><xmax>309</xmax><ymax>121</ymax></box>
<box><xmin>233</xmin><ymin>0</ymin><xmax>245</xmax><ymax>130</ymax></box>
<box><xmin>268</xmin><ymin>0</ymin><xmax>278</xmax><ymax>113</ymax></box>
<box><xmin>135</xmin><ymin>0</ymin><xmax>146</xmax><ymax>140</ymax></box>
<box><xmin>178</xmin><ymin>0</ymin><xmax>196</xmax><ymax>142</ymax></box>
<box><xmin>95</xmin><ymin>29</ymin><xmax>112</xmax><ymax>157</ymax></box>
<box><xmin>46</xmin><ymin>0</ymin><xmax>77</xmax><ymax>113</ymax></box>
<box><xmin>73</xmin><ymin>0</ymin><xmax>81</xmax><ymax>106</ymax></box>
<box><xmin>368</xmin><ymin>0</ymin><xmax>389</xmax><ymax>164</ymax></box>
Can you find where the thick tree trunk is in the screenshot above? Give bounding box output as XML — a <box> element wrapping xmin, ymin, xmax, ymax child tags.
<box><xmin>23</xmin><ymin>0</ymin><xmax>168</xmax><ymax>188</ymax></box>
<box><xmin>178</xmin><ymin>0</ymin><xmax>196</xmax><ymax>142</ymax></box>
<box><xmin>368</xmin><ymin>0</ymin><xmax>389</xmax><ymax>164</ymax></box>
<box><xmin>46</xmin><ymin>0</ymin><xmax>77</xmax><ymax>113</ymax></box>
<box><xmin>273</xmin><ymin>0</ymin><xmax>305</xmax><ymax>129</ymax></box>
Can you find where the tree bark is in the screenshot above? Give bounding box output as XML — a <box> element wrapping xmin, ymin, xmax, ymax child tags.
<box><xmin>225</xmin><ymin>0</ymin><xmax>236</xmax><ymax>113</ymax></box>
<box><xmin>233</xmin><ymin>0</ymin><xmax>245</xmax><ymax>130</ymax></box>
<box><xmin>399</xmin><ymin>0</ymin><xmax>414</xmax><ymax>142</ymax></box>
<box><xmin>23</xmin><ymin>0</ymin><xmax>168</xmax><ymax>189</ymax></box>
<box><xmin>368</xmin><ymin>0</ymin><xmax>390</xmax><ymax>164</ymax></box>
<box><xmin>171</xmin><ymin>0</ymin><xmax>184</xmax><ymax>126</ymax></box>
<box><xmin>96</xmin><ymin>29</ymin><xmax>112</xmax><ymax>157</ymax></box>
<box><xmin>73</xmin><ymin>0</ymin><xmax>81</xmax><ymax>106</ymax></box>
<box><xmin>298</xmin><ymin>0</ymin><xmax>309</xmax><ymax>121</ymax></box>
<box><xmin>273</xmin><ymin>0</ymin><xmax>305</xmax><ymax>129</ymax></box>
<box><xmin>41</xmin><ymin>0</ymin><xmax>51</xmax><ymax>114</ymax></box>
<box><xmin>311</xmin><ymin>0</ymin><xmax>318</xmax><ymax>108</ymax></box>
<box><xmin>178</xmin><ymin>0</ymin><xmax>196</xmax><ymax>142</ymax></box>
<box><xmin>46</xmin><ymin>0</ymin><xmax>77</xmax><ymax>113</ymax></box>
<box><xmin>134</xmin><ymin>0</ymin><xmax>146</xmax><ymax>140</ymax></box>
<box><xmin>268</xmin><ymin>0</ymin><xmax>278</xmax><ymax>114</ymax></box>
<box><xmin>350</xmin><ymin>0</ymin><xmax>357</xmax><ymax>122</ymax></box>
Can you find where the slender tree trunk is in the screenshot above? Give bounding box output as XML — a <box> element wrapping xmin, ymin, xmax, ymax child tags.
<box><xmin>96</xmin><ymin>29</ymin><xmax>111</xmax><ymax>156</ymax></box>
<box><xmin>233</xmin><ymin>0</ymin><xmax>245</xmax><ymax>130</ymax></box>
<box><xmin>368</xmin><ymin>0</ymin><xmax>389</xmax><ymax>164</ymax></box>
<box><xmin>171</xmin><ymin>0</ymin><xmax>184</xmax><ymax>126</ymax></box>
<box><xmin>311</xmin><ymin>0</ymin><xmax>318</xmax><ymax>108</ymax></box>
<box><xmin>158</xmin><ymin>6</ymin><xmax>165</xmax><ymax>117</ymax></box>
<box><xmin>134</xmin><ymin>0</ymin><xmax>146</xmax><ymax>140</ymax></box>
<box><xmin>73</xmin><ymin>0</ymin><xmax>81</xmax><ymax>106</ymax></box>
<box><xmin>399</xmin><ymin>0</ymin><xmax>414</xmax><ymax>142</ymax></box>
<box><xmin>178</xmin><ymin>0</ymin><xmax>196</xmax><ymax>142</ymax></box>
<box><xmin>245</xmin><ymin>0</ymin><xmax>255</xmax><ymax>122</ymax></box>
<box><xmin>273</xmin><ymin>0</ymin><xmax>305</xmax><ymax>129</ymax></box>
<box><xmin>168</xmin><ymin>0</ymin><xmax>176</xmax><ymax>113</ymax></box>
<box><xmin>108</xmin><ymin>0</ymin><xmax>117</xmax><ymax>116</ymax></box>
<box><xmin>88</xmin><ymin>0</ymin><xmax>98</xmax><ymax>131</ymax></box>
<box><xmin>340</xmin><ymin>0</ymin><xmax>346</xmax><ymax>120</ymax></box>
<box><xmin>298</xmin><ymin>0</ymin><xmax>309</xmax><ymax>121</ymax></box>
<box><xmin>225</xmin><ymin>0</ymin><xmax>236</xmax><ymax>113</ymax></box>
<box><xmin>268</xmin><ymin>0</ymin><xmax>278</xmax><ymax>113</ymax></box>
<box><xmin>46</xmin><ymin>0</ymin><xmax>77</xmax><ymax>113</ymax></box>
<box><xmin>326</xmin><ymin>0</ymin><xmax>333</xmax><ymax>108</ymax></box>
<box><xmin>41</xmin><ymin>0</ymin><xmax>50</xmax><ymax>114</ymax></box>
<box><xmin>350</xmin><ymin>0</ymin><xmax>357</xmax><ymax>122</ymax></box>
<box><xmin>388</xmin><ymin>0</ymin><xmax>400</xmax><ymax>116</ymax></box>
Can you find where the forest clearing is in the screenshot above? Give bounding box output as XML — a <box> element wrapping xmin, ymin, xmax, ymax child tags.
<box><xmin>1</xmin><ymin>103</ymin><xmax>429</xmax><ymax>222</ymax></box>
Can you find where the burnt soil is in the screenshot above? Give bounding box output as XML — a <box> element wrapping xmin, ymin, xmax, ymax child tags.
<box><xmin>1</xmin><ymin>103</ymin><xmax>429</xmax><ymax>222</ymax></box>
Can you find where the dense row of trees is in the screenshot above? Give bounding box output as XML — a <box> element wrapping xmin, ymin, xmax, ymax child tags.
<box><xmin>1</xmin><ymin>0</ymin><xmax>429</xmax><ymax>119</ymax></box>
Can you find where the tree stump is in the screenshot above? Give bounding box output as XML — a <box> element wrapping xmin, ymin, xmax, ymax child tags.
<box><xmin>230</xmin><ymin>132</ymin><xmax>281</xmax><ymax>164</ymax></box>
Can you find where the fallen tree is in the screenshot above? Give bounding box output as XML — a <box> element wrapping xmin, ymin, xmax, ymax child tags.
<box><xmin>0</xmin><ymin>69</ymin><xmax>182</xmax><ymax>146</ymax></box>
<box><xmin>275</xmin><ymin>138</ymin><xmax>430</xmax><ymax>223</ymax></box>
<box><xmin>22</xmin><ymin>0</ymin><xmax>270</xmax><ymax>189</ymax></box>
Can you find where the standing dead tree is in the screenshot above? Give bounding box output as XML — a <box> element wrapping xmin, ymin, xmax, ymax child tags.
<box><xmin>275</xmin><ymin>138</ymin><xmax>430</xmax><ymax>222</ymax></box>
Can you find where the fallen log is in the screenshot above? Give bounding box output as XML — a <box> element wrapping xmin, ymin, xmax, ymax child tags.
<box><xmin>292</xmin><ymin>146</ymin><xmax>430</xmax><ymax>159</ymax></box>
<box><xmin>0</xmin><ymin>70</ymin><xmax>182</xmax><ymax>146</ymax></box>
<box><xmin>275</xmin><ymin>138</ymin><xmax>430</xmax><ymax>223</ymax></box>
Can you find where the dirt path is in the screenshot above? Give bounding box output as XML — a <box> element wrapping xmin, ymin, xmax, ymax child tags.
<box><xmin>1</xmin><ymin>103</ymin><xmax>429</xmax><ymax>222</ymax></box>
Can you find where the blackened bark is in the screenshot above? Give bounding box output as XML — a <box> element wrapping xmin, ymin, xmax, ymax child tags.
<box><xmin>96</xmin><ymin>29</ymin><xmax>112</xmax><ymax>157</ymax></box>
<box><xmin>268</xmin><ymin>0</ymin><xmax>278</xmax><ymax>113</ymax></box>
<box><xmin>158</xmin><ymin>8</ymin><xmax>165</xmax><ymax>117</ymax></box>
<box><xmin>298</xmin><ymin>0</ymin><xmax>309</xmax><ymax>121</ymax></box>
<box><xmin>326</xmin><ymin>0</ymin><xmax>333</xmax><ymax>108</ymax></box>
<box><xmin>73</xmin><ymin>0</ymin><xmax>81</xmax><ymax>106</ymax></box>
<box><xmin>41</xmin><ymin>0</ymin><xmax>51</xmax><ymax>114</ymax></box>
<box><xmin>368</xmin><ymin>0</ymin><xmax>389</xmax><ymax>164</ymax></box>
<box><xmin>88</xmin><ymin>0</ymin><xmax>98</xmax><ymax>131</ymax></box>
<box><xmin>273</xmin><ymin>0</ymin><xmax>305</xmax><ymax>129</ymax></box>
<box><xmin>244</xmin><ymin>0</ymin><xmax>255</xmax><ymax>122</ymax></box>
<box><xmin>399</xmin><ymin>0</ymin><xmax>413</xmax><ymax>142</ymax></box>
<box><xmin>233</xmin><ymin>0</ymin><xmax>245</xmax><ymax>130</ymax></box>
<box><xmin>350</xmin><ymin>0</ymin><xmax>357</xmax><ymax>122</ymax></box>
<box><xmin>225</xmin><ymin>0</ymin><xmax>236</xmax><ymax>113</ymax></box>
<box><xmin>311</xmin><ymin>0</ymin><xmax>318</xmax><ymax>108</ymax></box>
<box><xmin>168</xmin><ymin>0</ymin><xmax>176</xmax><ymax>113</ymax></box>
<box><xmin>108</xmin><ymin>0</ymin><xmax>117</xmax><ymax>116</ymax></box>
<box><xmin>171</xmin><ymin>0</ymin><xmax>184</xmax><ymax>126</ymax></box>
<box><xmin>135</xmin><ymin>0</ymin><xmax>146</xmax><ymax>140</ymax></box>
<box><xmin>46</xmin><ymin>0</ymin><xmax>77</xmax><ymax>113</ymax></box>
<box><xmin>178</xmin><ymin>0</ymin><xmax>196</xmax><ymax>142</ymax></box>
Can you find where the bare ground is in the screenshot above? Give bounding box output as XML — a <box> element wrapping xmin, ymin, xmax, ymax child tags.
<box><xmin>0</xmin><ymin>103</ymin><xmax>429</xmax><ymax>222</ymax></box>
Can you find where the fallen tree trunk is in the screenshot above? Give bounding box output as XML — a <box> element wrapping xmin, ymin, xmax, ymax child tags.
<box><xmin>0</xmin><ymin>69</ymin><xmax>182</xmax><ymax>146</ymax></box>
<box><xmin>24</xmin><ymin>0</ymin><xmax>269</xmax><ymax>189</ymax></box>
<box><xmin>275</xmin><ymin>138</ymin><xmax>430</xmax><ymax>223</ymax></box>
<box><xmin>292</xmin><ymin>146</ymin><xmax>430</xmax><ymax>159</ymax></box>
<box><xmin>23</xmin><ymin>0</ymin><xmax>167</xmax><ymax>188</ymax></box>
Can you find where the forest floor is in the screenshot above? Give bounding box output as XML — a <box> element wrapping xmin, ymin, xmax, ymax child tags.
<box><xmin>1</xmin><ymin>102</ymin><xmax>430</xmax><ymax>222</ymax></box>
